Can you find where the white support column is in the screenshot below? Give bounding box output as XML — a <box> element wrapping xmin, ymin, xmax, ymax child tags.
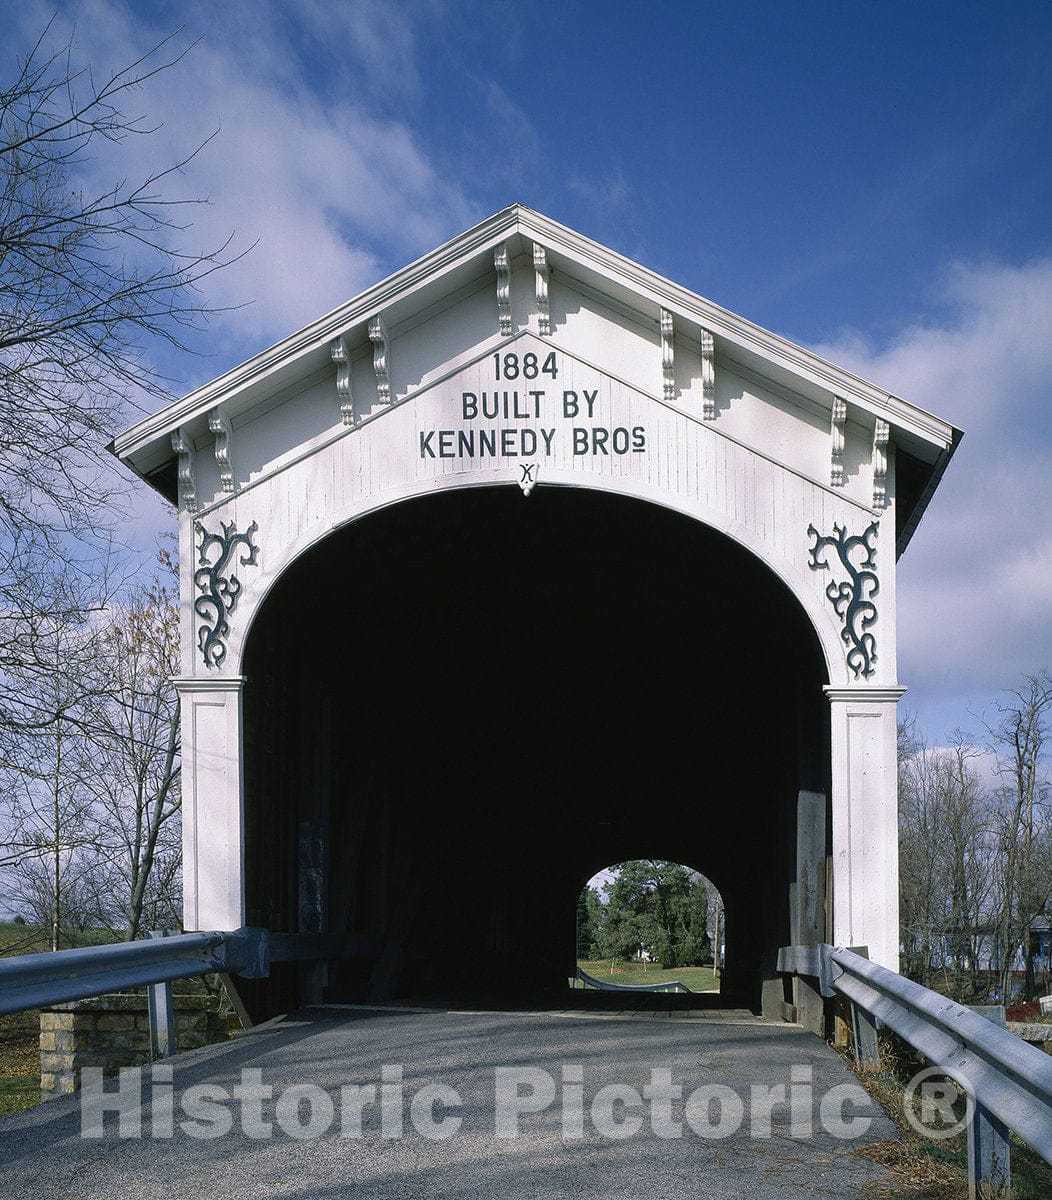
<box><xmin>826</xmin><ymin>685</ymin><xmax>907</xmax><ymax>971</ymax></box>
<box><xmin>173</xmin><ymin>677</ymin><xmax>247</xmax><ymax>932</ymax></box>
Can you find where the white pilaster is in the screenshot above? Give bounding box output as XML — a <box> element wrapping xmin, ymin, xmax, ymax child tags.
<box><xmin>173</xmin><ymin>677</ymin><xmax>247</xmax><ymax>932</ymax></box>
<box><xmin>826</xmin><ymin>685</ymin><xmax>907</xmax><ymax>970</ymax></box>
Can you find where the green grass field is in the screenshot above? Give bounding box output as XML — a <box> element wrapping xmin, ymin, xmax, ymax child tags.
<box><xmin>0</xmin><ymin>1008</ymin><xmax>39</xmax><ymax>1118</ymax></box>
<box><xmin>0</xmin><ymin>923</ymin><xmax>44</xmax><ymax>1116</ymax></box>
<box><xmin>0</xmin><ymin>921</ymin><xmax>193</xmax><ymax>1118</ymax></box>
<box><xmin>577</xmin><ymin>959</ymin><xmax>720</xmax><ymax>992</ymax></box>
<box><xmin>0</xmin><ymin>921</ymin><xmax>46</xmax><ymax>957</ymax></box>
<box><xmin>0</xmin><ymin>919</ymin><xmax>119</xmax><ymax>957</ymax></box>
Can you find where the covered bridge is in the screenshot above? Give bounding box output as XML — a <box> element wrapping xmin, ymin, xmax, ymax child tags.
<box><xmin>112</xmin><ymin>205</ymin><xmax>960</xmax><ymax>1019</ymax></box>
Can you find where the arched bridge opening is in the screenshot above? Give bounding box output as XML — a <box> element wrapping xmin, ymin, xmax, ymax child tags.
<box><xmin>575</xmin><ymin>860</ymin><xmax>725</xmax><ymax>997</ymax></box>
<box><xmin>238</xmin><ymin>485</ymin><xmax>830</xmax><ymax>1019</ymax></box>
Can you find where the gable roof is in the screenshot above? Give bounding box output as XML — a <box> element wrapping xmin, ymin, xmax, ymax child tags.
<box><xmin>110</xmin><ymin>203</ymin><xmax>961</xmax><ymax>555</ymax></box>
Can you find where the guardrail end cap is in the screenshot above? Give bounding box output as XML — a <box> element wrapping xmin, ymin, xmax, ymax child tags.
<box><xmin>224</xmin><ymin>927</ymin><xmax>270</xmax><ymax>979</ymax></box>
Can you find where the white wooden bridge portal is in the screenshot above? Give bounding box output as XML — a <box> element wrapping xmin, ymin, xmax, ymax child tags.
<box><xmin>113</xmin><ymin>205</ymin><xmax>960</xmax><ymax>1021</ymax></box>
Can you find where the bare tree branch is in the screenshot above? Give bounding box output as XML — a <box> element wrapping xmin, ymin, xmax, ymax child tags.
<box><xmin>0</xmin><ymin>25</ymin><xmax>244</xmax><ymax>739</ymax></box>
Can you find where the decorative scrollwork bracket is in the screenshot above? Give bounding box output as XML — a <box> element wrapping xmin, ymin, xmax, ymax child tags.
<box><xmin>495</xmin><ymin>243</ymin><xmax>512</xmax><ymax>336</ymax></box>
<box><xmin>533</xmin><ymin>242</ymin><xmax>550</xmax><ymax>336</ymax></box>
<box><xmin>660</xmin><ymin>309</ymin><xmax>675</xmax><ymax>402</ymax></box>
<box><xmin>368</xmin><ymin>316</ymin><xmax>391</xmax><ymax>405</ymax></box>
<box><xmin>194</xmin><ymin>520</ymin><xmax>260</xmax><ymax>668</ymax></box>
<box><xmin>700</xmin><ymin>328</ymin><xmax>716</xmax><ymax>420</ymax></box>
<box><xmin>807</xmin><ymin>521</ymin><xmax>879</xmax><ymax>678</ymax></box>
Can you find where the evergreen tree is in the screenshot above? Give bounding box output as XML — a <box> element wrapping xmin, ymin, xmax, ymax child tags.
<box><xmin>595</xmin><ymin>860</ymin><xmax>710</xmax><ymax>968</ymax></box>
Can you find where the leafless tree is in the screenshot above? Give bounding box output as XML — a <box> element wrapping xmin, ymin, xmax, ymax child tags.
<box><xmin>0</xmin><ymin>553</ymin><xmax>182</xmax><ymax>942</ymax></box>
<box><xmin>985</xmin><ymin>671</ymin><xmax>1052</xmax><ymax>1002</ymax></box>
<box><xmin>898</xmin><ymin>716</ymin><xmax>993</xmax><ymax>998</ymax></box>
<box><xmin>938</xmin><ymin>735</ymin><xmax>993</xmax><ymax>999</ymax></box>
<box><xmin>707</xmin><ymin>887</ymin><xmax>724</xmax><ymax>973</ymax></box>
<box><xmin>899</xmin><ymin>716</ymin><xmax>943</xmax><ymax>986</ymax></box>
<box><xmin>0</xmin><ymin>21</ymin><xmax>241</xmax><ymax>738</ymax></box>
<box><xmin>0</xmin><ymin>24</ymin><xmax>237</xmax><ymax>937</ymax></box>
<box><xmin>81</xmin><ymin>558</ymin><xmax>181</xmax><ymax>940</ymax></box>
<box><xmin>900</xmin><ymin>676</ymin><xmax>1052</xmax><ymax>1004</ymax></box>
<box><xmin>0</xmin><ymin>580</ymin><xmax>106</xmax><ymax>948</ymax></box>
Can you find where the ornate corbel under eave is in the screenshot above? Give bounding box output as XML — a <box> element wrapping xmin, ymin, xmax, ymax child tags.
<box><xmin>193</xmin><ymin>519</ymin><xmax>260</xmax><ymax>668</ymax></box>
<box><xmin>495</xmin><ymin>242</ymin><xmax>512</xmax><ymax>336</ymax></box>
<box><xmin>807</xmin><ymin>521</ymin><xmax>879</xmax><ymax>679</ymax></box>
<box><xmin>330</xmin><ymin>333</ymin><xmax>356</xmax><ymax>426</ymax></box>
<box><xmin>533</xmin><ymin>242</ymin><xmax>550</xmax><ymax>335</ymax></box>
<box><xmin>701</xmin><ymin>328</ymin><xmax>716</xmax><ymax>420</ymax></box>
<box><xmin>368</xmin><ymin>315</ymin><xmax>391</xmax><ymax>405</ymax></box>
<box><xmin>208</xmin><ymin>407</ymin><xmax>235</xmax><ymax>493</ymax></box>
<box><xmin>171</xmin><ymin>427</ymin><xmax>197</xmax><ymax>513</ymax></box>
<box><xmin>660</xmin><ymin>309</ymin><xmax>675</xmax><ymax>402</ymax></box>
<box><xmin>872</xmin><ymin>418</ymin><xmax>890</xmax><ymax>508</ymax></box>
<box><xmin>830</xmin><ymin>397</ymin><xmax>847</xmax><ymax>488</ymax></box>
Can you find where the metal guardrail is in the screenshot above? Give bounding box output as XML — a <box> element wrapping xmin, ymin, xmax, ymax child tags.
<box><xmin>573</xmin><ymin>966</ymin><xmax>692</xmax><ymax>993</ymax></box>
<box><xmin>778</xmin><ymin>942</ymin><xmax>1052</xmax><ymax>1196</ymax></box>
<box><xmin>0</xmin><ymin>929</ymin><xmax>268</xmax><ymax>1017</ymax></box>
<box><xmin>0</xmin><ymin>927</ymin><xmax>382</xmax><ymax>1060</ymax></box>
<box><xmin>0</xmin><ymin>927</ymin><xmax>274</xmax><ymax>1059</ymax></box>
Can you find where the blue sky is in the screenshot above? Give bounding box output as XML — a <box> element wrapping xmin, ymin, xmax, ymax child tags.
<box><xmin>10</xmin><ymin>0</ymin><xmax>1052</xmax><ymax>744</ymax></box>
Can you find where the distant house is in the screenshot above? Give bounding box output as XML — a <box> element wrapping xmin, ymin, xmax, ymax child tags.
<box><xmin>927</xmin><ymin>917</ymin><xmax>1052</xmax><ymax>975</ymax></box>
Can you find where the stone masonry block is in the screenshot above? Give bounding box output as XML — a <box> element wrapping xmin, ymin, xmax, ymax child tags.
<box><xmin>95</xmin><ymin>1014</ymin><xmax>138</xmax><ymax>1033</ymax></box>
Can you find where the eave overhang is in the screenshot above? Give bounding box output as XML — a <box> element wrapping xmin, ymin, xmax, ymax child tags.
<box><xmin>110</xmin><ymin>203</ymin><xmax>962</xmax><ymax>556</ymax></box>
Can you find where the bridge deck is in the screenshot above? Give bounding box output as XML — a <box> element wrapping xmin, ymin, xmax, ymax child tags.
<box><xmin>0</xmin><ymin>1006</ymin><xmax>899</xmax><ymax>1199</ymax></box>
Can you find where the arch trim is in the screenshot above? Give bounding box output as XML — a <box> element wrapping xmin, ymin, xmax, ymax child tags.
<box><xmin>219</xmin><ymin>470</ymin><xmax>850</xmax><ymax>686</ymax></box>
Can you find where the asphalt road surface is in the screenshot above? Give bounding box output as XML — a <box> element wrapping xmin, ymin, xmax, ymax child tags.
<box><xmin>0</xmin><ymin>1005</ymin><xmax>899</xmax><ymax>1199</ymax></box>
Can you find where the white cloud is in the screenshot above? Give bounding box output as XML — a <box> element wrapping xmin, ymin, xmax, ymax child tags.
<box><xmin>14</xmin><ymin>1</ymin><xmax>479</xmax><ymax>385</ymax></box>
<box><xmin>483</xmin><ymin>83</ymin><xmax>540</xmax><ymax>173</ymax></box>
<box><xmin>11</xmin><ymin>6</ymin><xmax>1046</xmax><ymax>733</ymax></box>
<box><xmin>569</xmin><ymin>168</ymin><xmax>631</xmax><ymax>215</ymax></box>
<box><xmin>4</xmin><ymin>0</ymin><xmax>493</xmax><ymax>564</ymax></box>
<box><xmin>295</xmin><ymin>0</ymin><xmax>426</xmax><ymax>105</ymax></box>
<box><xmin>811</xmin><ymin>259</ymin><xmax>1052</xmax><ymax>715</ymax></box>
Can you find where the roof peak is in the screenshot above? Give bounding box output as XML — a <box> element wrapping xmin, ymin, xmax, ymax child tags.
<box><xmin>112</xmin><ymin>203</ymin><xmax>961</xmax><ymax>553</ymax></box>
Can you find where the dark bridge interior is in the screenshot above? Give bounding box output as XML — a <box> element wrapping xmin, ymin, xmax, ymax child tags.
<box><xmin>240</xmin><ymin>486</ymin><xmax>830</xmax><ymax>1020</ymax></box>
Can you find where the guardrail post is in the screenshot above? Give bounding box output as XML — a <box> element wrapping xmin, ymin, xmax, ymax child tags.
<box><xmin>967</xmin><ymin>1101</ymin><xmax>1011</xmax><ymax>1200</ymax></box>
<box><xmin>849</xmin><ymin>1000</ymin><xmax>879</xmax><ymax>1067</ymax></box>
<box><xmin>147</xmin><ymin>931</ymin><xmax>176</xmax><ymax>1058</ymax></box>
<box><xmin>842</xmin><ymin>947</ymin><xmax>879</xmax><ymax>1067</ymax></box>
<box><xmin>967</xmin><ymin>1005</ymin><xmax>1011</xmax><ymax>1199</ymax></box>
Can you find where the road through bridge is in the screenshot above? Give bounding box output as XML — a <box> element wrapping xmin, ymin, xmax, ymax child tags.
<box><xmin>0</xmin><ymin>1003</ymin><xmax>900</xmax><ymax>1200</ymax></box>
